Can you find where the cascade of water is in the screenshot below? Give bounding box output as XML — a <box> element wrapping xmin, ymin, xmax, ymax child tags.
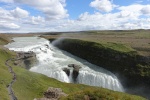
<box><xmin>5</xmin><ymin>37</ymin><xmax>124</xmax><ymax>92</ymax></box>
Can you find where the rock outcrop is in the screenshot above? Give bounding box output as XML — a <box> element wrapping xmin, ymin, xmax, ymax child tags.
<box><xmin>62</xmin><ymin>68</ymin><xmax>70</xmax><ymax>76</ymax></box>
<box><xmin>34</xmin><ymin>87</ymin><xmax>67</xmax><ymax>100</ymax></box>
<box><xmin>14</xmin><ymin>51</ymin><xmax>37</xmax><ymax>69</ymax></box>
<box><xmin>62</xmin><ymin>64</ymin><xmax>82</xmax><ymax>82</ymax></box>
<box><xmin>68</xmin><ymin>64</ymin><xmax>81</xmax><ymax>82</ymax></box>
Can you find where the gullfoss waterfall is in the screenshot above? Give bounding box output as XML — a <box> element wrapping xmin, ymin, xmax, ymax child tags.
<box><xmin>5</xmin><ymin>37</ymin><xmax>124</xmax><ymax>92</ymax></box>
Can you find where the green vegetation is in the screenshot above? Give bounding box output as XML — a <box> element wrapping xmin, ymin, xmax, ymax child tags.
<box><xmin>53</xmin><ymin>38</ymin><xmax>136</xmax><ymax>53</ymax></box>
<box><xmin>94</xmin><ymin>42</ymin><xmax>136</xmax><ymax>53</ymax></box>
<box><xmin>84</xmin><ymin>30</ymin><xmax>150</xmax><ymax>38</ymax></box>
<box><xmin>0</xmin><ymin>48</ymin><xmax>15</xmax><ymax>100</ymax></box>
<box><xmin>0</xmin><ymin>34</ymin><xmax>11</xmax><ymax>45</ymax></box>
<box><xmin>61</xmin><ymin>88</ymin><xmax>145</xmax><ymax>100</ymax></box>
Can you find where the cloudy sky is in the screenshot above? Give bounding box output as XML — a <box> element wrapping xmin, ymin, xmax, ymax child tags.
<box><xmin>0</xmin><ymin>0</ymin><xmax>150</xmax><ymax>33</ymax></box>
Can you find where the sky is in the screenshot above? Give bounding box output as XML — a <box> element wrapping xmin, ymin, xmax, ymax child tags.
<box><xmin>0</xmin><ymin>0</ymin><xmax>150</xmax><ymax>33</ymax></box>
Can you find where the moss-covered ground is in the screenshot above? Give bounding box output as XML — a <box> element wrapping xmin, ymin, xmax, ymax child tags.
<box><xmin>0</xmin><ymin>48</ymin><xmax>13</xmax><ymax>100</ymax></box>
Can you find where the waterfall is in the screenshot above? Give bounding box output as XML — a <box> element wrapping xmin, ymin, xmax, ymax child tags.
<box><xmin>5</xmin><ymin>37</ymin><xmax>124</xmax><ymax>92</ymax></box>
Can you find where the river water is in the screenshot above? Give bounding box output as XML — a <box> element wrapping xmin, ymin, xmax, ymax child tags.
<box><xmin>5</xmin><ymin>37</ymin><xmax>124</xmax><ymax>92</ymax></box>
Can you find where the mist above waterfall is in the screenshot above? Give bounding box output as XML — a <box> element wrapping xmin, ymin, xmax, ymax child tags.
<box><xmin>5</xmin><ymin>36</ymin><xmax>124</xmax><ymax>92</ymax></box>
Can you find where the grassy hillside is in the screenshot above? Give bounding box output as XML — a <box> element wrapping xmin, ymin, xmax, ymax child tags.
<box><xmin>61</xmin><ymin>88</ymin><xmax>145</xmax><ymax>100</ymax></box>
<box><xmin>0</xmin><ymin>48</ymin><xmax>15</xmax><ymax>100</ymax></box>
<box><xmin>0</xmin><ymin>34</ymin><xmax>11</xmax><ymax>45</ymax></box>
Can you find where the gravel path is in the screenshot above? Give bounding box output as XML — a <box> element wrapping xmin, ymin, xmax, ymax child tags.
<box><xmin>5</xmin><ymin>58</ymin><xmax>18</xmax><ymax>100</ymax></box>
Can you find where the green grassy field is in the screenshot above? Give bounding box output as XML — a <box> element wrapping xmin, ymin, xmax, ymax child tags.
<box><xmin>43</xmin><ymin>30</ymin><xmax>150</xmax><ymax>56</ymax></box>
<box><xmin>0</xmin><ymin>33</ymin><xmax>147</xmax><ymax>100</ymax></box>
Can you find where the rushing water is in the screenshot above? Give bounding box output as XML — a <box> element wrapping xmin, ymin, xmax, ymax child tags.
<box><xmin>5</xmin><ymin>37</ymin><xmax>124</xmax><ymax>92</ymax></box>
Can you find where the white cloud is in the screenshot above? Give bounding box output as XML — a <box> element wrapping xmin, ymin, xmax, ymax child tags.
<box><xmin>0</xmin><ymin>21</ymin><xmax>20</xmax><ymax>30</ymax></box>
<box><xmin>1</xmin><ymin>1</ymin><xmax>150</xmax><ymax>32</ymax></box>
<box><xmin>90</xmin><ymin>0</ymin><xmax>115</xmax><ymax>12</ymax></box>
<box><xmin>24</xmin><ymin>16</ymin><xmax>45</xmax><ymax>25</ymax></box>
<box><xmin>14</xmin><ymin>0</ymin><xmax>54</xmax><ymax>7</ymax></box>
<box><xmin>13</xmin><ymin>0</ymin><xmax>68</xmax><ymax>20</ymax></box>
<box><xmin>0</xmin><ymin>7</ymin><xmax>14</xmax><ymax>21</ymax></box>
<box><xmin>53</xmin><ymin>10</ymin><xmax>150</xmax><ymax>31</ymax></box>
<box><xmin>10</xmin><ymin>7</ymin><xmax>29</xmax><ymax>18</ymax></box>
<box><xmin>0</xmin><ymin>7</ymin><xmax>22</xmax><ymax>31</ymax></box>
<box><xmin>119</xmin><ymin>23</ymin><xmax>139</xmax><ymax>30</ymax></box>
<box><xmin>141</xmin><ymin>5</ymin><xmax>150</xmax><ymax>15</ymax></box>
<box><xmin>0</xmin><ymin>0</ymin><xmax>13</xmax><ymax>3</ymax></box>
<box><xmin>118</xmin><ymin>4</ymin><xmax>143</xmax><ymax>12</ymax></box>
<box><xmin>118</xmin><ymin>4</ymin><xmax>150</xmax><ymax>17</ymax></box>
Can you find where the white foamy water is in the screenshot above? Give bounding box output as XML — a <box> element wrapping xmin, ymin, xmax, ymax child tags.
<box><xmin>5</xmin><ymin>37</ymin><xmax>124</xmax><ymax>92</ymax></box>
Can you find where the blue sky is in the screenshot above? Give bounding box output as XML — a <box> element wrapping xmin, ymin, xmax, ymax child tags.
<box><xmin>0</xmin><ymin>0</ymin><xmax>150</xmax><ymax>32</ymax></box>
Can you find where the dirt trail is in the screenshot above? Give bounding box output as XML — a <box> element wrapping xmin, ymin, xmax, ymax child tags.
<box><xmin>5</xmin><ymin>58</ymin><xmax>18</xmax><ymax>100</ymax></box>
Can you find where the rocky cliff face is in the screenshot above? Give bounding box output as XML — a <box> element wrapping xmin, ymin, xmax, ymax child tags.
<box><xmin>51</xmin><ymin>38</ymin><xmax>150</xmax><ymax>97</ymax></box>
<box><xmin>14</xmin><ymin>52</ymin><xmax>37</xmax><ymax>69</ymax></box>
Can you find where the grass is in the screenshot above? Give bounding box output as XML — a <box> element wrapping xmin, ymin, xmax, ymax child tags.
<box><xmin>0</xmin><ymin>48</ymin><xmax>15</xmax><ymax>100</ymax></box>
<box><xmin>94</xmin><ymin>42</ymin><xmax>136</xmax><ymax>53</ymax></box>
<box><xmin>42</xmin><ymin>29</ymin><xmax>150</xmax><ymax>56</ymax></box>
<box><xmin>0</xmin><ymin>34</ymin><xmax>11</xmax><ymax>45</ymax></box>
<box><xmin>61</xmin><ymin>88</ymin><xmax>145</xmax><ymax>100</ymax></box>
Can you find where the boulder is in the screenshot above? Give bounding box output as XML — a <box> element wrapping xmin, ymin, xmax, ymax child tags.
<box><xmin>62</xmin><ymin>68</ymin><xmax>70</xmax><ymax>76</ymax></box>
<box><xmin>34</xmin><ymin>87</ymin><xmax>67</xmax><ymax>100</ymax></box>
<box><xmin>68</xmin><ymin>64</ymin><xmax>81</xmax><ymax>69</ymax></box>
<box><xmin>68</xmin><ymin>64</ymin><xmax>81</xmax><ymax>82</ymax></box>
<box><xmin>72</xmin><ymin>69</ymin><xmax>79</xmax><ymax>82</ymax></box>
